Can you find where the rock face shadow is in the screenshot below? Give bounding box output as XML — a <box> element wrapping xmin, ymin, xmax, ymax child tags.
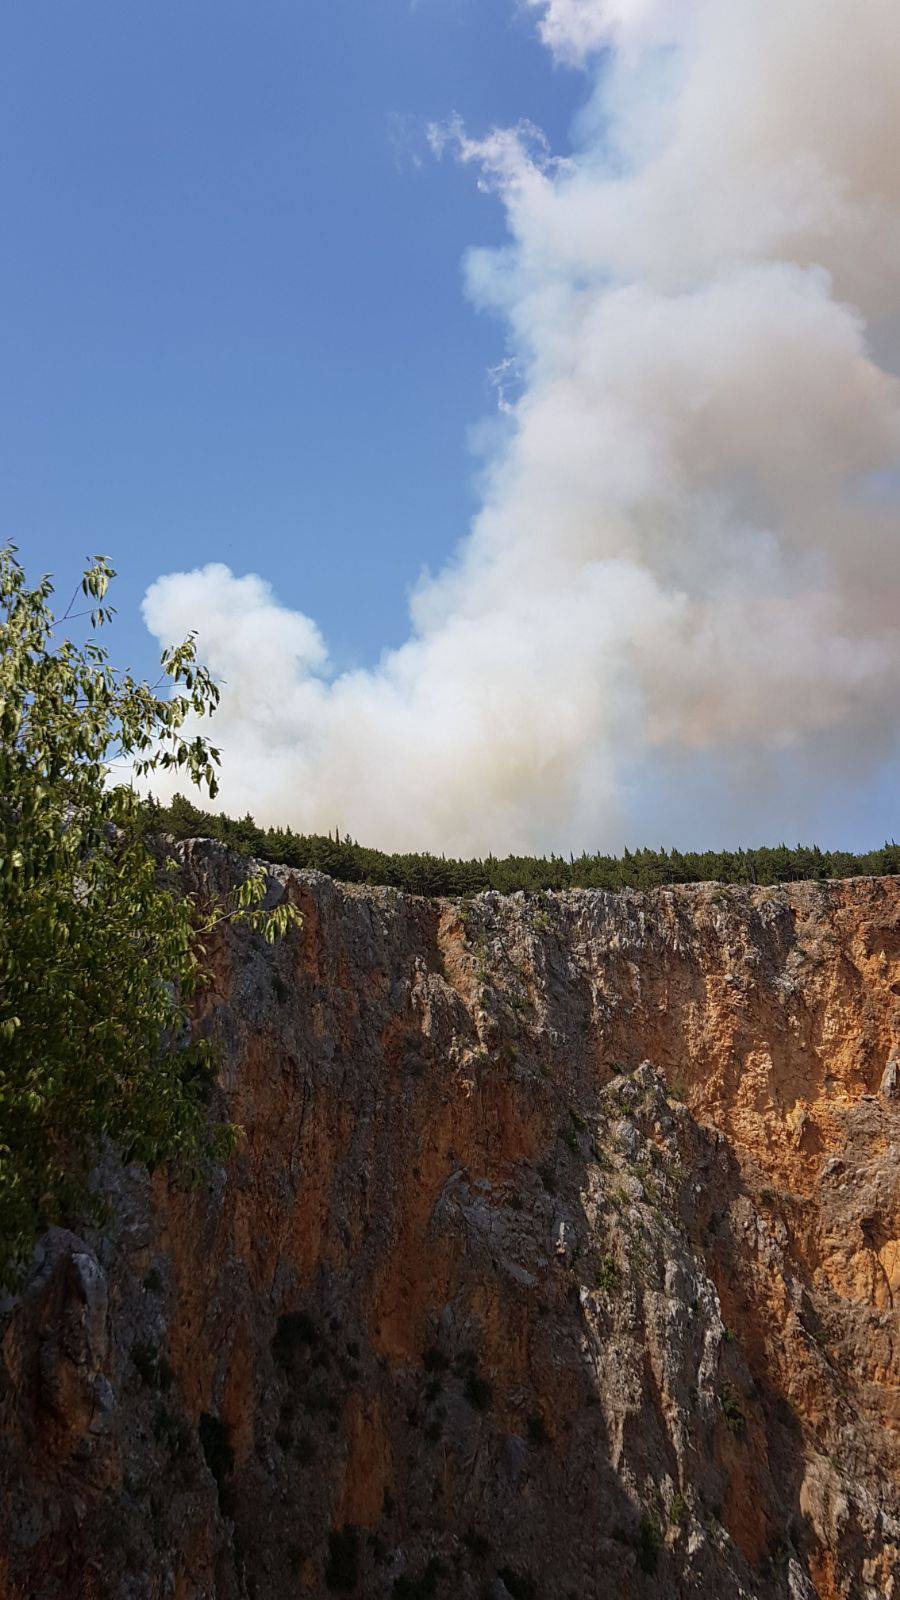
<box><xmin>0</xmin><ymin>846</ymin><xmax>899</xmax><ymax>1598</ymax></box>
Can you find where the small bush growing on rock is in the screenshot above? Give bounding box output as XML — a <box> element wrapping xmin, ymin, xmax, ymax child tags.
<box><xmin>131</xmin><ymin>1339</ymin><xmax>174</xmax><ymax>1393</ymax></box>
<box><xmin>272</xmin><ymin>1310</ymin><xmax>319</xmax><ymax>1372</ymax></box>
<box><xmin>596</xmin><ymin>1254</ymin><xmax>620</xmax><ymax>1293</ymax></box>
<box><xmin>720</xmin><ymin>1383</ymin><xmax>745</xmax><ymax>1435</ymax></box>
<box><xmin>154</xmin><ymin>1404</ymin><xmax>192</xmax><ymax>1460</ymax></box>
<box><xmin>131</xmin><ymin>1339</ymin><xmax>160</xmax><ymax>1387</ymax></box>
<box><xmin>464</xmin><ymin>1370</ymin><xmax>493</xmax><ymax>1412</ymax></box>
<box><xmin>526</xmin><ymin>1413</ymin><xmax>549</xmax><ymax>1447</ymax></box>
<box><xmin>392</xmin><ymin>1557</ymin><xmax>443</xmax><ymax>1599</ymax></box>
<box><xmin>325</xmin><ymin>1527</ymin><xmax>360</xmax><ymax>1592</ymax></box>
<box><xmin>198</xmin><ymin>1412</ymin><xmax>234</xmax><ymax>1496</ymax></box>
<box><xmin>635</xmin><ymin>1515</ymin><xmax>660</xmax><ymax>1574</ymax></box>
<box><xmin>423</xmin><ymin>1344</ymin><xmax>448</xmax><ymax>1374</ymax></box>
<box><xmin>761</xmin><ymin>1535</ymin><xmax>791</xmax><ymax>1576</ymax></box>
<box><xmin>773</xmin><ymin>1393</ymin><xmax>802</xmax><ymax>1436</ymax></box>
<box><xmin>463</xmin><ymin>1531</ymin><xmax>491</xmax><ymax>1559</ymax></box>
<box><xmin>497</xmin><ymin>1566</ymin><xmax>537</xmax><ymax>1600</ymax></box>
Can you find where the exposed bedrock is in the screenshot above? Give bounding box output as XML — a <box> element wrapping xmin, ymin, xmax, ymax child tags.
<box><xmin>2</xmin><ymin>844</ymin><xmax>899</xmax><ymax>1598</ymax></box>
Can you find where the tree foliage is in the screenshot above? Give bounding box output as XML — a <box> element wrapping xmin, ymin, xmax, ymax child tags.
<box><xmin>153</xmin><ymin>792</ymin><xmax>899</xmax><ymax>899</ymax></box>
<box><xmin>0</xmin><ymin>547</ymin><xmax>298</xmax><ymax>1281</ymax></box>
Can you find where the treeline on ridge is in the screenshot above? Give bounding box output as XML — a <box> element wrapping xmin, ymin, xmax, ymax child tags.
<box><xmin>149</xmin><ymin>794</ymin><xmax>899</xmax><ymax>898</ymax></box>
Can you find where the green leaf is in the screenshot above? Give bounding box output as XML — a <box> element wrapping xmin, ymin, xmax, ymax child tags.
<box><xmin>0</xmin><ymin>544</ymin><xmax>301</xmax><ymax>1285</ymax></box>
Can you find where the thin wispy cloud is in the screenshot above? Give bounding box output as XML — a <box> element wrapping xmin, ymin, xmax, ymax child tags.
<box><xmin>386</xmin><ymin>111</ymin><xmax>426</xmax><ymax>173</ymax></box>
<box><xmin>144</xmin><ymin>0</ymin><xmax>900</xmax><ymax>853</ymax></box>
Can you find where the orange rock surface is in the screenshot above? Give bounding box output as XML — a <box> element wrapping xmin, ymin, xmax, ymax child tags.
<box><xmin>1</xmin><ymin>847</ymin><xmax>898</xmax><ymax>1598</ymax></box>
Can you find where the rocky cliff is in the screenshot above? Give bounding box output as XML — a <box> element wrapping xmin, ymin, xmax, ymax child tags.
<box><xmin>2</xmin><ymin>843</ymin><xmax>899</xmax><ymax>1600</ymax></box>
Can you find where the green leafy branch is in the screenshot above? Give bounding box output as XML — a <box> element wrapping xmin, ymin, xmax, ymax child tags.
<box><xmin>0</xmin><ymin>545</ymin><xmax>299</xmax><ymax>1283</ymax></box>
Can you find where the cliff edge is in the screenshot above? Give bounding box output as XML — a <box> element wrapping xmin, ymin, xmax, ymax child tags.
<box><xmin>2</xmin><ymin>843</ymin><xmax>899</xmax><ymax>1599</ymax></box>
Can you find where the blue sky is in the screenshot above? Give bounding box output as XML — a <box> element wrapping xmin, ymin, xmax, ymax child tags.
<box><xmin>1</xmin><ymin>0</ymin><xmax>577</xmax><ymax>681</ymax></box>
<box><xmin>4</xmin><ymin>1</ymin><xmax>897</xmax><ymax>854</ymax></box>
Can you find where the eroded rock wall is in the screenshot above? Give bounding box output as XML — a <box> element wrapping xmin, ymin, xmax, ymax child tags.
<box><xmin>1</xmin><ymin>844</ymin><xmax>899</xmax><ymax>1599</ymax></box>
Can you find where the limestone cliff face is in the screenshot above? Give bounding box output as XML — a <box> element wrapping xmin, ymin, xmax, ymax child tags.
<box><xmin>2</xmin><ymin>843</ymin><xmax>899</xmax><ymax>1600</ymax></box>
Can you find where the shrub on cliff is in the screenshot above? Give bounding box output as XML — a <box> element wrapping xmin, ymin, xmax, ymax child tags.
<box><xmin>0</xmin><ymin>547</ymin><xmax>298</xmax><ymax>1282</ymax></box>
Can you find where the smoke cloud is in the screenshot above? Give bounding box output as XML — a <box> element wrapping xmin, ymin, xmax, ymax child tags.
<box><xmin>143</xmin><ymin>0</ymin><xmax>900</xmax><ymax>854</ymax></box>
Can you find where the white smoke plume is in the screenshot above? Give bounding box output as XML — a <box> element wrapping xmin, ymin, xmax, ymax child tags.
<box><xmin>143</xmin><ymin>0</ymin><xmax>900</xmax><ymax>855</ymax></box>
